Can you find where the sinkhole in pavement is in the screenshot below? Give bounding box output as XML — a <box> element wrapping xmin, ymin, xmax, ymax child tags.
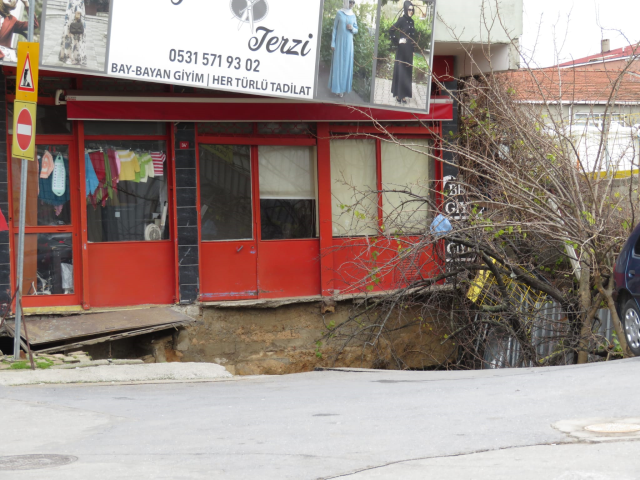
<box><xmin>0</xmin><ymin>454</ymin><xmax>78</xmax><ymax>471</ymax></box>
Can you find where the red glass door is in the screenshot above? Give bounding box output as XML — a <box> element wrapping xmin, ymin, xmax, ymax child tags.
<box><xmin>198</xmin><ymin>143</ymin><xmax>258</xmax><ymax>301</ymax></box>
<box><xmin>10</xmin><ymin>140</ymin><xmax>83</xmax><ymax>307</ymax></box>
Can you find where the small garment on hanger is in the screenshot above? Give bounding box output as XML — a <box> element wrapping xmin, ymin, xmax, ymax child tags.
<box><xmin>102</xmin><ymin>151</ymin><xmax>114</xmax><ymax>207</ymax></box>
<box><xmin>88</xmin><ymin>151</ymin><xmax>107</xmax><ymax>184</ymax></box>
<box><xmin>151</xmin><ymin>152</ymin><xmax>166</xmax><ymax>177</ymax></box>
<box><xmin>117</xmin><ymin>150</ymin><xmax>141</xmax><ymax>182</ymax></box>
<box><xmin>137</xmin><ymin>152</ymin><xmax>154</xmax><ymax>183</ymax></box>
<box><xmin>107</xmin><ymin>149</ymin><xmax>120</xmax><ymax>184</ymax></box>
<box><xmin>51</xmin><ymin>153</ymin><xmax>66</xmax><ymax>197</ymax></box>
<box><xmin>40</xmin><ymin>150</ymin><xmax>54</xmax><ymax>178</ymax></box>
<box><xmin>85</xmin><ymin>153</ymin><xmax>99</xmax><ymax>196</ymax></box>
<box><xmin>39</xmin><ymin>155</ymin><xmax>70</xmax><ymax>206</ymax></box>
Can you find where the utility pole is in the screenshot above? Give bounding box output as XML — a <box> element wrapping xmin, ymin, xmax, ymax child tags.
<box><xmin>13</xmin><ymin>2</ymin><xmax>36</xmax><ymax>360</ymax></box>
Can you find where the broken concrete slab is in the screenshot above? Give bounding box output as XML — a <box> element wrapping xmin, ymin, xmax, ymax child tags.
<box><xmin>51</xmin><ymin>360</ymin><xmax>110</xmax><ymax>370</ymax></box>
<box><xmin>108</xmin><ymin>359</ymin><xmax>144</xmax><ymax>366</ymax></box>
<box><xmin>4</xmin><ymin>307</ymin><xmax>195</xmax><ymax>347</ymax></box>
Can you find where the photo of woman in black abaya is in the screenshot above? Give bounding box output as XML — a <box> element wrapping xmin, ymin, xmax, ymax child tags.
<box><xmin>390</xmin><ymin>1</ymin><xmax>416</xmax><ymax>104</ymax></box>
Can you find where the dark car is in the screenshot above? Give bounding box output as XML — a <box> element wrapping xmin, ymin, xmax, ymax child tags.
<box><xmin>614</xmin><ymin>223</ymin><xmax>640</xmax><ymax>355</ymax></box>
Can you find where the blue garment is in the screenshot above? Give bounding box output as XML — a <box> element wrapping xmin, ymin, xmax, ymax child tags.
<box><xmin>85</xmin><ymin>153</ymin><xmax>99</xmax><ymax>196</ymax></box>
<box><xmin>328</xmin><ymin>11</ymin><xmax>358</xmax><ymax>95</ymax></box>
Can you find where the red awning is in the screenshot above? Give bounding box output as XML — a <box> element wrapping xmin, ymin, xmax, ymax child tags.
<box><xmin>66</xmin><ymin>94</ymin><xmax>453</xmax><ymax>122</ymax></box>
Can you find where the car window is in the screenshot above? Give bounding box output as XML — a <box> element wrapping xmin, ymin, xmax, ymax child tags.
<box><xmin>634</xmin><ymin>236</ymin><xmax>640</xmax><ymax>256</ymax></box>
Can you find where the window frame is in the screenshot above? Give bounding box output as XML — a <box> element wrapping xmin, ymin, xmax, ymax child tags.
<box><xmin>328</xmin><ymin>128</ymin><xmax>439</xmax><ymax>238</ymax></box>
<box><xmin>83</xmin><ymin>123</ymin><xmax>173</xmax><ymax>245</ymax></box>
<box><xmin>195</xmin><ymin>123</ymin><xmax>318</xmax><ymax>244</ymax></box>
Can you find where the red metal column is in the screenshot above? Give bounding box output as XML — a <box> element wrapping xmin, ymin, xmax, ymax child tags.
<box><xmin>317</xmin><ymin>123</ymin><xmax>334</xmax><ymax>296</ymax></box>
<box><xmin>76</xmin><ymin>121</ymin><xmax>90</xmax><ymax>309</ymax></box>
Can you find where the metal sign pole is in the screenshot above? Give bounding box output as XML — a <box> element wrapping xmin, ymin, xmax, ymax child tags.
<box><xmin>13</xmin><ymin>3</ymin><xmax>35</xmax><ymax>361</ymax></box>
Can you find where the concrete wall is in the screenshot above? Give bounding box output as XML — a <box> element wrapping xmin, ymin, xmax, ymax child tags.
<box><xmin>435</xmin><ymin>0</ymin><xmax>523</xmax><ymax>44</ymax></box>
<box><xmin>176</xmin><ymin>301</ymin><xmax>456</xmax><ymax>375</ymax></box>
<box><xmin>435</xmin><ymin>0</ymin><xmax>523</xmax><ymax>75</ymax></box>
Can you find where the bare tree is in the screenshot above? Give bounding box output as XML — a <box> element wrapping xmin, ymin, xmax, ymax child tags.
<box><xmin>320</xmin><ymin>6</ymin><xmax>640</xmax><ymax>369</ymax></box>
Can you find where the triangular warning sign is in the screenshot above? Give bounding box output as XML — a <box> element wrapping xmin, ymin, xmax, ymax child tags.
<box><xmin>18</xmin><ymin>53</ymin><xmax>35</xmax><ymax>93</ymax></box>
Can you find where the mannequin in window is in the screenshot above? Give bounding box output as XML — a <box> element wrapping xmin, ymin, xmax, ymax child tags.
<box><xmin>390</xmin><ymin>1</ymin><xmax>416</xmax><ymax>104</ymax></box>
<box><xmin>59</xmin><ymin>0</ymin><xmax>87</xmax><ymax>67</ymax></box>
<box><xmin>328</xmin><ymin>0</ymin><xmax>358</xmax><ymax>98</ymax></box>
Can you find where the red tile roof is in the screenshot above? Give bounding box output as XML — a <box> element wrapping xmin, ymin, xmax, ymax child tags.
<box><xmin>557</xmin><ymin>44</ymin><xmax>640</xmax><ymax>68</ymax></box>
<box><xmin>502</xmin><ymin>67</ymin><xmax>640</xmax><ymax>103</ymax></box>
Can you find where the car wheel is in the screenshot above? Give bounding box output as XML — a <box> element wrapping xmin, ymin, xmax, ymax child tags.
<box><xmin>622</xmin><ymin>299</ymin><xmax>640</xmax><ymax>356</ymax></box>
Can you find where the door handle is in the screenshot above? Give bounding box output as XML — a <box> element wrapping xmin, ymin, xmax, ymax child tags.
<box><xmin>629</xmin><ymin>270</ymin><xmax>636</xmax><ymax>277</ymax></box>
<box><xmin>236</xmin><ymin>245</ymin><xmax>244</xmax><ymax>253</ymax></box>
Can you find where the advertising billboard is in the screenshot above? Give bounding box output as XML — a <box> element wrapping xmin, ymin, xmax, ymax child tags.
<box><xmin>2</xmin><ymin>0</ymin><xmax>437</xmax><ymax>113</ymax></box>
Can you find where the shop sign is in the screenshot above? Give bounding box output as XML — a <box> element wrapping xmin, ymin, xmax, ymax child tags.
<box><xmin>0</xmin><ymin>0</ymin><xmax>437</xmax><ymax>114</ymax></box>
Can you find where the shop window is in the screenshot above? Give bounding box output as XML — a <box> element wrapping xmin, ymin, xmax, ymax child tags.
<box><xmin>84</xmin><ymin>122</ymin><xmax>166</xmax><ymax>136</ymax></box>
<box><xmin>330</xmin><ymin>139</ymin><xmax>378</xmax><ymax>236</ymax></box>
<box><xmin>8</xmin><ymin>104</ymin><xmax>71</xmax><ymax>135</ymax></box>
<box><xmin>258</xmin><ymin>146</ymin><xmax>318</xmax><ymax>240</ymax></box>
<box><xmin>199</xmin><ymin>145</ymin><xmax>253</xmax><ymax>241</ymax></box>
<box><xmin>381</xmin><ymin>139</ymin><xmax>432</xmax><ymax>233</ymax></box>
<box><xmin>84</xmin><ymin>140</ymin><xmax>170</xmax><ymax>243</ymax></box>
<box><xmin>12</xmin><ymin>146</ymin><xmax>71</xmax><ymax>227</ymax></box>
<box><xmin>16</xmin><ymin>233</ymin><xmax>74</xmax><ymax>296</ymax></box>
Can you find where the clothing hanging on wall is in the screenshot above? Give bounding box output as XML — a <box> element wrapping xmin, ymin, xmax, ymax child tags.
<box><xmin>137</xmin><ymin>152</ymin><xmax>154</xmax><ymax>183</ymax></box>
<box><xmin>51</xmin><ymin>153</ymin><xmax>66</xmax><ymax>197</ymax></box>
<box><xmin>38</xmin><ymin>151</ymin><xmax>69</xmax><ymax>207</ymax></box>
<box><xmin>151</xmin><ymin>152</ymin><xmax>166</xmax><ymax>177</ymax></box>
<box><xmin>117</xmin><ymin>149</ymin><xmax>140</xmax><ymax>182</ymax></box>
<box><xmin>40</xmin><ymin>150</ymin><xmax>54</xmax><ymax>178</ymax></box>
<box><xmin>85</xmin><ymin>153</ymin><xmax>99</xmax><ymax>196</ymax></box>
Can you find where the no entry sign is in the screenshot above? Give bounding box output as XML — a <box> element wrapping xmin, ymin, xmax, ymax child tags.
<box><xmin>12</xmin><ymin>101</ymin><xmax>37</xmax><ymax>161</ymax></box>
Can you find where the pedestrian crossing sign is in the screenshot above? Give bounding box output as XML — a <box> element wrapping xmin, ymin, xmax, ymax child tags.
<box><xmin>16</xmin><ymin>42</ymin><xmax>39</xmax><ymax>103</ymax></box>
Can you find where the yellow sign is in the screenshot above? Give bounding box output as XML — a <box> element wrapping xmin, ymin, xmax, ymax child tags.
<box><xmin>16</xmin><ymin>42</ymin><xmax>39</xmax><ymax>103</ymax></box>
<box><xmin>12</xmin><ymin>101</ymin><xmax>37</xmax><ymax>161</ymax></box>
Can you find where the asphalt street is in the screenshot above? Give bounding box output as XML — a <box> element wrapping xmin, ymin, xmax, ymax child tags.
<box><xmin>2</xmin><ymin>359</ymin><xmax>640</xmax><ymax>479</ymax></box>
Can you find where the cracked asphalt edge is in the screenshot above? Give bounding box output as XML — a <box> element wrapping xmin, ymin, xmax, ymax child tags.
<box><xmin>316</xmin><ymin>437</ymin><xmax>640</xmax><ymax>479</ymax></box>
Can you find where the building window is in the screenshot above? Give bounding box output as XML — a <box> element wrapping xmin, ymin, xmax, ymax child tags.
<box><xmin>84</xmin><ymin>140</ymin><xmax>170</xmax><ymax>243</ymax></box>
<box><xmin>16</xmin><ymin>233</ymin><xmax>74</xmax><ymax>296</ymax></box>
<box><xmin>381</xmin><ymin>139</ymin><xmax>431</xmax><ymax>234</ymax></box>
<box><xmin>12</xmin><ymin>146</ymin><xmax>71</xmax><ymax>227</ymax></box>
<box><xmin>330</xmin><ymin>139</ymin><xmax>378</xmax><ymax>236</ymax></box>
<box><xmin>199</xmin><ymin>144</ymin><xmax>253</xmax><ymax>241</ymax></box>
<box><xmin>258</xmin><ymin>146</ymin><xmax>318</xmax><ymax>240</ymax></box>
<box><xmin>331</xmin><ymin>138</ymin><xmax>433</xmax><ymax>237</ymax></box>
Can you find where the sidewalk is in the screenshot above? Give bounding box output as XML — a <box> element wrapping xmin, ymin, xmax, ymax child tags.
<box><xmin>0</xmin><ymin>362</ymin><xmax>232</xmax><ymax>386</ymax></box>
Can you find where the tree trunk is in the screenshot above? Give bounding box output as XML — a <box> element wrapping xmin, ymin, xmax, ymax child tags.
<box><xmin>597</xmin><ymin>278</ymin><xmax>632</xmax><ymax>358</ymax></box>
<box><xmin>577</xmin><ymin>260</ymin><xmax>592</xmax><ymax>364</ymax></box>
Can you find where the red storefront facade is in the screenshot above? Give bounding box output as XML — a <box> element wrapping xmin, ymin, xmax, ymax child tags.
<box><xmin>1</xmin><ymin>59</ymin><xmax>453</xmax><ymax>312</ymax></box>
